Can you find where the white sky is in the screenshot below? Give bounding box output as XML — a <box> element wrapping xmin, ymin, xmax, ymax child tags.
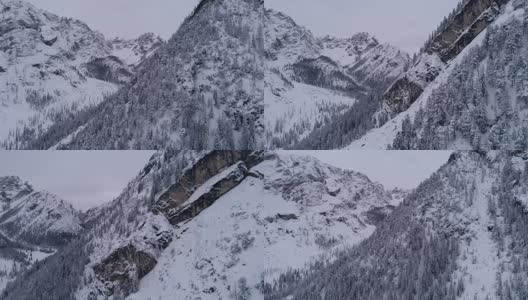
<box><xmin>0</xmin><ymin>151</ymin><xmax>154</xmax><ymax>211</ymax></box>
<box><xmin>26</xmin><ymin>0</ymin><xmax>200</xmax><ymax>40</ymax></box>
<box><xmin>294</xmin><ymin>151</ymin><xmax>453</xmax><ymax>190</ymax></box>
<box><xmin>266</xmin><ymin>0</ymin><xmax>462</xmax><ymax>54</ymax></box>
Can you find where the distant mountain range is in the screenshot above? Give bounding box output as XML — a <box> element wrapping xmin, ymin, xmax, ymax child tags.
<box><xmin>0</xmin><ymin>0</ymin><xmax>162</xmax><ymax>149</ymax></box>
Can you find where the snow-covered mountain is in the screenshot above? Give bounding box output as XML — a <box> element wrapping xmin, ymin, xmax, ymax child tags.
<box><xmin>27</xmin><ymin>0</ymin><xmax>264</xmax><ymax>150</ymax></box>
<box><xmin>347</xmin><ymin>0</ymin><xmax>528</xmax><ymax>150</ymax></box>
<box><xmin>264</xmin><ymin>8</ymin><xmax>410</xmax><ymax>149</ymax></box>
<box><xmin>1</xmin><ymin>151</ymin><xmax>260</xmax><ymax>299</ymax></box>
<box><xmin>109</xmin><ymin>33</ymin><xmax>163</xmax><ymax>68</ymax></box>
<box><xmin>261</xmin><ymin>153</ymin><xmax>405</xmax><ymax>284</ymax></box>
<box><xmin>0</xmin><ymin>0</ymin><xmax>162</xmax><ymax>150</ymax></box>
<box><xmin>0</xmin><ymin>176</ymin><xmax>82</xmax><ymax>246</ymax></box>
<box><xmin>0</xmin><ymin>150</ymin><xmax>408</xmax><ymax>300</ymax></box>
<box><xmin>266</xmin><ymin>151</ymin><xmax>528</xmax><ymax>300</ymax></box>
<box><xmin>0</xmin><ymin>176</ymin><xmax>83</xmax><ymax>292</ymax></box>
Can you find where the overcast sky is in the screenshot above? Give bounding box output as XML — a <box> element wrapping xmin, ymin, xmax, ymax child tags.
<box><xmin>26</xmin><ymin>0</ymin><xmax>200</xmax><ymax>40</ymax></box>
<box><xmin>267</xmin><ymin>0</ymin><xmax>462</xmax><ymax>54</ymax></box>
<box><xmin>0</xmin><ymin>151</ymin><xmax>154</xmax><ymax>211</ymax></box>
<box><xmin>295</xmin><ymin>151</ymin><xmax>452</xmax><ymax>190</ymax></box>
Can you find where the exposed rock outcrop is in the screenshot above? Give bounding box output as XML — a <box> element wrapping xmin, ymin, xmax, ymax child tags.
<box><xmin>93</xmin><ymin>244</ymin><xmax>157</xmax><ymax>296</ymax></box>
<box><xmin>429</xmin><ymin>0</ymin><xmax>508</xmax><ymax>62</ymax></box>
<box><xmin>380</xmin><ymin>0</ymin><xmax>510</xmax><ymax>120</ymax></box>
<box><xmin>168</xmin><ymin>161</ymin><xmax>250</xmax><ymax>225</ymax></box>
<box><xmin>83</xmin><ymin>56</ymin><xmax>133</xmax><ymax>85</ymax></box>
<box><xmin>152</xmin><ymin>151</ymin><xmax>264</xmax><ymax>222</ymax></box>
<box><xmin>92</xmin><ymin>151</ymin><xmax>266</xmax><ymax>296</ymax></box>
<box><xmin>381</xmin><ymin>77</ymin><xmax>424</xmax><ymax>120</ymax></box>
<box><xmin>291</xmin><ymin>56</ymin><xmax>366</xmax><ymax>96</ymax></box>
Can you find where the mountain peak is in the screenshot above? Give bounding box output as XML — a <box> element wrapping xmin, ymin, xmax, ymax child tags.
<box><xmin>109</xmin><ymin>32</ymin><xmax>163</xmax><ymax>66</ymax></box>
<box><xmin>0</xmin><ymin>175</ymin><xmax>33</xmax><ymax>202</ymax></box>
<box><xmin>320</xmin><ymin>32</ymin><xmax>379</xmax><ymax>56</ymax></box>
<box><xmin>0</xmin><ymin>175</ymin><xmax>82</xmax><ymax>247</ymax></box>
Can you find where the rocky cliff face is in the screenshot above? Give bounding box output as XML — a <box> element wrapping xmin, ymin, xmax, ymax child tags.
<box><xmin>152</xmin><ymin>151</ymin><xmax>263</xmax><ymax>224</ymax></box>
<box><xmin>92</xmin><ymin>245</ymin><xmax>157</xmax><ymax>296</ymax></box>
<box><xmin>88</xmin><ymin>151</ymin><xmax>265</xmax><ymax>298</ymax></box>
<box><xmin>380</xmin><ymin>0</ymin><xmax>511</xmax><ymax>120</ymax></box>
<box><xmin>153</xmin><ymin>151</ymin><xmax>262</xmax><ymax>225</ymax></box>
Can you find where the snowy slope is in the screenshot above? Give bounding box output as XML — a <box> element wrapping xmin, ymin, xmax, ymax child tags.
<box><xmin>0</xmin><ymin>0</ymin><xmax>162</xmax><ymax>149</ymax></box>
<box><xmin>265</xmin><ymin>69</ymin><xmax>356</xmax><ymax>148</ymax></box>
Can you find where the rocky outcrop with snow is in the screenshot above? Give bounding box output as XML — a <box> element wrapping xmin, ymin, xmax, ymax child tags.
<box><xmin>0</xmin><ymin>0</ymin><xmax>162</xmax><ymax>149</ymax></box>
<box><xmin>264</xmin><ymin>8</ymin><xmax>410</xmax><ymax>149</ymax></box>
<box><xmin>267</xmin><ymin>151</ymin><xmax>528</xmax><ymax>300</ymax></box>
<box><xmin>261</xmin><ymin>153</ymin><xmax>402</xmax><ymax>284</ymax></box>
<box><xmin>35</xmin><ymin>0</ymin><xmax>264</xmax><ymax>150</ymax></box>
<box><xmin>109</xmin><ymin>33</ymin><xmax>163</xmax><ymax>67</ymax></box>
<box><xmin>0</xmin><ymin>176</ymin><xmax>82</xmax><ymax>293</ymax></box>
<box><xmin>0</xmin><ymin>176</ymin><xmax>82</xmax><ymax>246</ymax></box>
<box><xmin>379</xmin><ymin>0</ymin><xmax>508</xmax><ymax>120</ymax></box>
<box><xmin>348</xmin><ymin>0</ymin><xmax>528</xmax><ymax>150</ymax></box>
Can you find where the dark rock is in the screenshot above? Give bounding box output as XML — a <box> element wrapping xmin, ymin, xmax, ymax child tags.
<box><xmin>276</xmin><ymin>213</ymin><xmax>298</xmax><ymax>221</ymax></box>
<box><xmin>364</xmin><ymin>205</ymin><xmax>395</xmax><ymax>226</ymax></box>
<box><xmin>381</xmin><ymin>0</ymin><xmax>508</xmax><ymax>120</ymax></box>
<box><xmin>84</xmin><ymin>56</ymin><xmax>133</xmax><ymax>84</ymax></box>
<box><xmin>291</xmin><ymin>56</ymin><xmax>366</xmax><ymax>97</ymax></box>
<box><xmin>93</xmin><ymin>244</ymin><xmax>157</xmax><ymax>296</ymax></box>
<box><xmin>383</xmin><ymin>77</ymin><xmax>423</xmax><ymax>117</ymax></box>
<box><xmin>152</xmin><ymin>151</ymin><xmax>264</xmax><ymax>224</ymax></box>
<box><xmin>327</xmin><ymin>187</ymin><xmax>341</xmax><ymax>197</ymax></box>
<box><xmin>429</xmin><ymin>0</ymin><xmax>507</xmax><ymax>62</ymax></box>
<box><xmin>168</xmin><ymin>161</ymin><xmax>249</xmax><ymax>225</ymax></box>
<box><xmin>42</xmin><ymin>36</ymin><xmax>58</xmax><ymax>46</ymax></box>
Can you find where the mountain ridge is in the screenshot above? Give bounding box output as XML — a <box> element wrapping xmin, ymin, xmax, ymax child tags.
<box><xmin>0</xmin><ymin>0</ymin><xmax>162</xmax><ymax>150</ymax></box>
